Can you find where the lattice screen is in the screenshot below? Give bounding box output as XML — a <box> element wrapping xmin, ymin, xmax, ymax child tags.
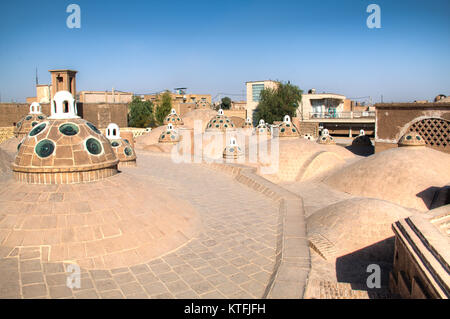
<box><xmin>408</xmin><ymin>118</ymin><xmax>449</xmax><ymax>149</ymax></box>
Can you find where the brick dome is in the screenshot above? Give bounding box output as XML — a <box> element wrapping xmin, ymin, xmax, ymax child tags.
<box><xmin>277</xmin><ymin>115</ymin><xmax>299</xmax><ymax>138</ymax></box>
<box><xmin>163</xmin><ymin>108</ymin><xmax>184</xmax><ymax>126</ymax></box>
<box><xmin>105</xmin><ymin>123</ymin><xmax>137</xmax><ymax>167</ymax></box>
<box><xmin>158</xmin><ymin>123</ymin><xmax>180</xmax><ymax>144</ymax></box>
<box><xmin>242</xmin><ymin>117</ymin><xmax>253</xmax><ymax>129</ymax></box>
<box><xmin>223</xmin><ymin>137</ymin><xmax>243</xmax><ymax>159</ymax></box>
<box><xmin>14</xmin><ymin>102</ymin><xmax>47</xmax><ymax>139</ymax></box>
<box><xmin>255</xmin><ymin>119</ymin><xmax>271</xmax><ymax>136</ymax></box>
<box><xmin>317</xmin><ymin>129</ymin><xmax>336</xmax><ymax>145</ymax></box>
<box><xmin>398</xmin><ymin>132</ymin><xmax>426</xmax><ymax>147</ymax></box>
<box><xmin>11</xmin><ymin>91</ymin><xmax>118</xmax><ymax>184</ymax></box>
<box><xmin>352</xmin><ymin>129</ymin><xmax>372</xmax><ymax>147</ymax></box>
<box><xmin>205</xmin><ymin>109</ymin><xmax>236</xmax><ymax>131</ymax></box>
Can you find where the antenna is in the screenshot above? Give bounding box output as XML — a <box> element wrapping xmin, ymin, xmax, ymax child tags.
<box><xmin>35</xmin><ymin>67</ymin><xmax>38</xmax><ymax>86</ymax></box>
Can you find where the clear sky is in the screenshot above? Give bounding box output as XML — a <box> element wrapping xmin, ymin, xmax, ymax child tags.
<box><xmin>0</xmin><ymin>0</ymin><xmax>449</xmax><ymax>103</ymax></box>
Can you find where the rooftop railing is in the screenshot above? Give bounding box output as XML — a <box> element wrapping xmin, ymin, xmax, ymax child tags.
<box><xmin>308</xmin><ymin>111</ymin><xmax>375</xmax><ymax>119</ymax></box>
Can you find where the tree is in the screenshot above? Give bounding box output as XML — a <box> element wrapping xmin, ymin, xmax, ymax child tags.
<box><xmin>127</xmin><ymin>96</ymin><xmax>155</xmax><ymax>128</ymax></box>
<box><xmin>254</xmin><ymin>82</ymin><xmax>303</xmax><ymax>124</ymax></box>
<box><xmin>155</xmin><ymin>90</ymin><xmax>172</xmax><ymax>125</ymax></box>
<box><xmin>220</xmin><ymin>97</ymin><xmax>232</xmax><ymax>110</ymax></box>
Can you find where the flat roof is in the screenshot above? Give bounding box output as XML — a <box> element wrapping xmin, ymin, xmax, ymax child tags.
<box><xmin>245</xmin><ymin>80</ymin><xmax>278</xmax><ymax>84</ymax></box>
<box><xmin>48</xmin><ymin>69</ymin><xmax>78</xmax><ymax>73</ymax></box>
<box><xmin>375</xmin><ymin>102</ymin><xmax>450</xmax><ymax>108</ymax></box>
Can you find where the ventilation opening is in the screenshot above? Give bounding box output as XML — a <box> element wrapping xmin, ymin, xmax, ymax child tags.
<box><xmin>63</xmin><ymin>101</ymin><xmax>69</xmax><ymax>113</ymax></box>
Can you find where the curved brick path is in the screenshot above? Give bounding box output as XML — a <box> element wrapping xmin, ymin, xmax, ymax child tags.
<box><xmin>0</xmin><ymin>152</ymin><xmax>281</xmax><ymax>298</ymax></box>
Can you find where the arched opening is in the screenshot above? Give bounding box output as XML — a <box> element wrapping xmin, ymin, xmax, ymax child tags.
<box><xmin>107</xmin><ymin>129</ymin><xmax>110</xmax><ymax>136</ymax></box>
<box><xmin>113</xmin><ymin>129</ymin><xmax>117</xmax><ymax>136</ymax></box>
<box><xmin>405</xmin><ymin>117</ymin><xmax>449</xmax><ymax>151</ymax></box>
<box><xmin>53</xmin><ymin>101</ymin><xmax>57</xmax><ymax>114</ymax></box>
<box><xmin>63</xmin><ymin>101</ymin><xmax>69</xmax><ymax>113</ymax></box>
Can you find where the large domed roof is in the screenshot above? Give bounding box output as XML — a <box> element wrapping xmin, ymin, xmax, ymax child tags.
<box><xmin>11</xmin><ymin>91</ymin><xmax>118</xmax><ymax>184</ymax></box>
<box><xmin>205</xmin><ymin>109</ymin><xmax>236</xmax><ymax>131</ymax></box>
<box><xmin>307</xmin><ymin>198</ymin><xmax>414</xmax><ymax>261</ymax></box>
<box><xmin>0</xmin><ymin>172</ymin><xmax>200</xmax><ymax>269</ymax></box>
<box><xmin>325</xmin><ymin>146</ymin><xmax>450</xmax><ymax>211</ymax></box>
<box><xmin>14</xmin><ymin>103</ymin><xmax>47</xmax><ymax>139</ymax></box>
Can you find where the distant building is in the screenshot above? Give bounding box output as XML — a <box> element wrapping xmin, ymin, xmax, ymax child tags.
<box><xmin>78</xmin><ymin>90</ymin><xmax>133</xmax><ymax>103</ymax></box>
<box><xmin>298</xmin><ymin>90</ymin><xmax>346</xmax><ymax>120</ymax></box>
<box><xmin>141</xmin><ymin>89</ymin><xmax>211</xmax><ymax>116</ymax></box>
<box><xmin>245</xmin><ymin>80</ymin><xmax>279</xmax><ymax>122</ymax></box>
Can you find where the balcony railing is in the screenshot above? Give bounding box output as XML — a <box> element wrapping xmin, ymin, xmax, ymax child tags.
<box><xmin>308</xmin><ymin>111</ymin><xmax>375</xmax><ymax>119</ymax></box>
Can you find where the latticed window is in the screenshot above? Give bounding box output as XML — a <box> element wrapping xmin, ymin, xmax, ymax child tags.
<box><xmin>407</xmin><ymin>118</ymin><xmax>449</xmax><ymax>149</ymax></box>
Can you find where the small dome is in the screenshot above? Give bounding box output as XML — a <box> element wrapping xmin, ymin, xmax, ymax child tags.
<box><xmin>14</xmin><ymin>102</ymin><xmax>47</xmax><ymax>139</ymax></box>
<box><xmin>49</xmin><ymin>90</ymin><xmax>79</xmax><ymax>119</ymax></box>
<box><xmin>278</xmin><ymin>115</ymin><xmax>299</xmax><ymax>138</ymax></box>
<box><xmin>158</xmin><ymin>123</ymin><xmax>180</xmax><ymax>143</ymax></box>
<box><xmin>398</xmin><ymin>132</ymin><xmax>426</xmax><ymax>147</ymax></box>
<box><xmin>223</xmin><ymin>138</ymin><xmax>243</xmax><ymax>159</ymax></box>
<box><xmin>164</xmin><ymin>108</ymin><xmax>184</xmax><ymax>126</ymax></box>
<box><xmin>205</xmin><ymin>109</ymin><xmax>236</xmax><ymax>131</ymax></box>
<box><xmin>317</xmin><ymin>129</ymin><xmax>336</xmax><ymax>145</ymax></box>
<box><xmin>106</xmin><ymin>123</ymin><xmax>137</xmax><ymax>166</ymax></box>
<box><xmin>255</xmin><ymin>119</ymin><xmax>271</xmax><ymax>136</ymax></box>
<box><xmin>352</xmin><ymin>129</ymin><xmax>372</xmax><ymax>146</ymax></box>
<box><xmin>242</xmin><ymin>117</ymin><xmax>253</xmax><ymax>129</ymax></box>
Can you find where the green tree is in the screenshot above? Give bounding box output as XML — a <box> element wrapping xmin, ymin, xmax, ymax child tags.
<box><xmin>254</xmin><ymin>82</ymin><xmax>303</xmax><ymax>124</ymax></box>
<box><xmin>220</xmin><ymin>97</ymin><xmax>232</xmax><ymax>110</ymax></box>
<box><xmin>127</xmin><ymin>96</ymin><xmax>155</xmax><ymax>128</ymax></box>
<box><xmin>155</xmin><ymin>90</ymin><xmax>173</xmax><ymax>125</ymax></box>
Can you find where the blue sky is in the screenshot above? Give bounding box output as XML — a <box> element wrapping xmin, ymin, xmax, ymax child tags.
<box><xmin>0</xmin><ymin>0</ymin><xmax>449</xmax><ymax>103</ymax></box>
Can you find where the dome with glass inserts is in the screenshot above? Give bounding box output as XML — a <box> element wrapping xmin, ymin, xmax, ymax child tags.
<box><xmin>317</xmin><ymin>129</ymin><xmax>336</xmax><ymax>145</ymax></box>
<box><xmin>205</xmin><ymin>109</ymin><xmax>236</xmax><ymax>131</ymax></box>
<box><xmin>164</xmin><ymin>108</ymin><xmax>184</xmax><ymax>126</ymax></box>
<box><xmin>11</xmin><ymin>90</ymin><xmax>118</xmax><ymax>184</ymax></box>
<box><xmin>242</xmin><ymin>117</ymin><xmax>253</xmax><ymax>129</ymax></box>
<box><xmin>223</xmin><ymin>137</ymin><xmax>243</xmax><ymax>159</ymax></box>
<box><xmin>105</xmin><ymin>123</ymin><xmax>137</xmax><ymax>166</ymax></box>
<box><xmin>255</xmin><ymin>119</ymin><xmax>271</xmax><ymax>136</ymax></box>
<box><xmin>277</xmin><ymin>115</ymin><xmax>299</xmax><ymax>138</ymax></box>
<box><xmin>158</xmin><ymin>123</ymin><xmax>180</xmax><ymax>143</ymax></box>
<box><xmin>14</xmin><ymin>102</ymin><xmax>48</xmax><ymax>139</ymax></box>
<box><xmin>398</xmin><ymin>132</ymin><xmax>426</xmax><ymax>147</ymax></box>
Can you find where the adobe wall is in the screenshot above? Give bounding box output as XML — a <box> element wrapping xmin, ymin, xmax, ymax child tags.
<box><xmin>0</xmin><ymin>102</ymin><xmax>128</xmax><ymax>128</ymax></box>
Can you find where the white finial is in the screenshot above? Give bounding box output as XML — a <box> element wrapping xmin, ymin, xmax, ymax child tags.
<box><xmin>229</xmin><ymin>137</ymin><xmax>237</xmax><ymax>146</ymax></box>
<box><xmin>259</xmin><ymin>119</ymin><xmax>265</xmax><ymax>126</ymax></box>
<box><xmin>322</xmin><ymin>128</ymin><xmax>330</xmax><ymax>136</ymax></box>
<box><xmin>49</xmin><ymin>90</ymin><xmax>79</xmax><ymax>119</ymax></box>
<box><xmin>218</xmin><ymin>109</ymin><xmax>224</xmax><ymax>116</ymax></box>
<box><xmin>29</xmin><ymin>102</ymin><xmax>42</xmax><ymax>114</ymax></box>
<box><xmin>167</xmin><ymin>123</ymin><xmax>174</xmax><ymax>130</ymax></box>
<box><xmin>106</xmin><ymin>123</ymin><xmax>120</xmax><ymax>139</ymax></box>
<box><xmin>245</xmin><ymin>117</ymin><xmax>251</xmax><ymax>123</ymax></box>
<box><xmin>283</xmin><ymin>115</ymin><xmax>291</xmax><ymax>123</ymax></box>
<box><xmin>359</xmin><ymin>129</ymin><xmax>365</xmax><ymax>136</ymax></box>
<box><xmin>171</xmin><ymin>108</ymin><xmax>177</xmax><ymax>115</ymax></box>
